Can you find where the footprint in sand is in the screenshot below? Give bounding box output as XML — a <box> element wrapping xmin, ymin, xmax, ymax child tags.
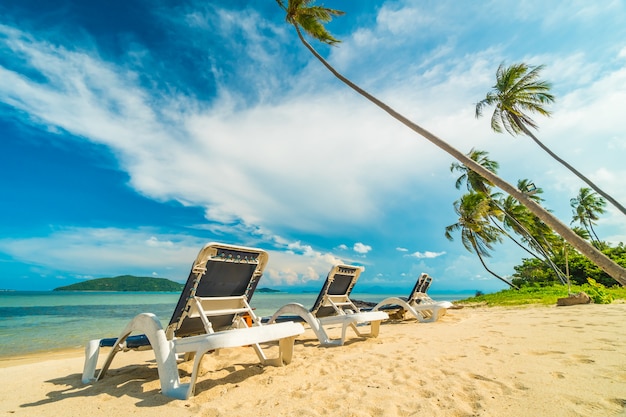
<box><xmin>528</xmin><ymin>350</ymin><xmax>566</xmax><ymax>356</ymax></box>
<box><xmin>479</xmin><ymin>345</ymin><xmax>498</xmax><ymax>355</ymax></box>
<box><xmin>572</xmin><ymin>354</ymin><xmax>595</xmax><ymax>364</ymax></box>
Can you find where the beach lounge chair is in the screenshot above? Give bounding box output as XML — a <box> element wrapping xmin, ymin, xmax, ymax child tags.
<box><xmin>371</xmin><ymin>273</ymin><xmax>452</xmax><ymax>323</ymax></box>
<box><xmin>267</xmin><ymin>264</ymin><xmax>388</xmax><ymax>346</ymax></box>
<box><xmin>82</xmin><ymin>242</ymin><xmax>304</xmax><ymax>400</ymax></box>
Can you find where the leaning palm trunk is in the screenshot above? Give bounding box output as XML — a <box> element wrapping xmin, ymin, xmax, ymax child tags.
<box><xmin>471</xmin><ymin>239</ymin><xmax>519</xmax><ymax>289</ymax></box>
<box><xmin>587</xmin><ymin>221</ymin><xmax>602</xmax><ymax>246</ymax></box>
<box><xmin>512</xmin><ymin>115</ymin><xmax>626</xmax><ymax>216</ymax></box>
<box><xmin>292</xmin><ymin>26</ymin><xmax>626</xmax><ymax>286</ymax></box>
<box><xmin>491</xmin><ymin>217</ymin><xmax>541</xmax><ymax>259</ymax></box>
<box><xmin>490</xmin><ymin>200</ymin><xmax>568</xmax><ymax>284</ymax></box>
<box><xmin>490</xmin><ymin>216</ymin><xmax>567</xmax><ymax>285</ymax></box>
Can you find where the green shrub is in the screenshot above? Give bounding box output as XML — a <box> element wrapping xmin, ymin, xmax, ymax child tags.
<box><xmin>582</xmin><ymin>278</ymin><xmax>614</xmax><ymax>304</ymax></box>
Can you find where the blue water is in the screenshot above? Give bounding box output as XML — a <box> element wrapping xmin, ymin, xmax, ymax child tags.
<box><xmin>0</xmin><ymin>291</ymin><xmax>471</xmax><ymax>358</ymax></box>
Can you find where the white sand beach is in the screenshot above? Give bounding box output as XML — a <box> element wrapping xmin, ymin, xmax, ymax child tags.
<box><xmin>1</xmin><ymin>303</ymin><xmax>625</xmax><ymax>417</ymax></box>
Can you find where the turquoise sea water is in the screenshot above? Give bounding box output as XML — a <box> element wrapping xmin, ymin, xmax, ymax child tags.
<box><xmin>0</xmin><ymin>291</ymin><xmax>470</xmax><ymax>358</ymax></box>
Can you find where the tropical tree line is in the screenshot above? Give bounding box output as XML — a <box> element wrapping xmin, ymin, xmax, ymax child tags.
<box><xmin>274</xmin><ymin>0</ymin><xmax>626</xmax><ymax>285</ymax></box>
<box><xmin>445</xmin><ymin>148</ymin><xmax>623</xmax><ymax>289</ymax></box>
<box><xmin>513</xmin><ymin>244</ymin><xmax>626</xmax><ymax>288</ymax></box>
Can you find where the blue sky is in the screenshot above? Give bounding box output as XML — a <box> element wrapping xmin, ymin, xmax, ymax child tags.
<box><xmin>1</xmin><ymin>0</ymin><xmax>625</xmax><ymax>292</ymax></box>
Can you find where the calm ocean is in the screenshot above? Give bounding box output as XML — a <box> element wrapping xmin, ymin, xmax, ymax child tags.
<box><xmin>0</xmin><ymin>290</ymin><xmax>471</xmax><ymax>358</ymax></box>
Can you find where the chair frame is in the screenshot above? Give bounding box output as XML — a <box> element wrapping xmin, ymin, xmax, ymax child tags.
<box><xmin>268</xmin><ymin>264</ymin><xmax>388</xmax><ymax>346</ymax></box>
<box><xmin>372</xmin><ymin>273</ymin><xmax>452</xmax><ymax>323</ymax></box>
<box><xmin>82</xmin><ymin>242</ymin><xmax>304</xmax><ymax>399</ymax></box>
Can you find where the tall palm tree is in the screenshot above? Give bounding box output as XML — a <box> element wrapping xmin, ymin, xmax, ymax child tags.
<box><xmin>476</xmin><ymin>62</ymin><xmax>626</xmax><ymax>216</ymax></box>
<box><xmin>505</xmin><ymin>179</ymin><xmax>556</xmax><ymax>256</ymax></box>
<box><xmin>275</xmin><ymin>0</ymin><xmax>626</xmax><ymax>285</ymax></box>
<box><xmin>450</xmin><ymin>148</ymin><xmax>496</xmax><ymax>194</ymax></box>
<box><xmin>571</xmin><ymin>187</ymin><xmax>606</xmax><ymax>245</ymax></box>
<box><xmin>445</xmin><ymin>192</ymin><xmax>518</xmax><ymax>289</ymax></box>
<box><xmin>499</xmin><ymin>191</ymin><xmax>551</xmax><ymax>255</ymax></box>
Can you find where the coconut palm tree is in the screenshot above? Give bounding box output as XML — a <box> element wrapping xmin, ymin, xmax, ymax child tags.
<box><xmin>506</xmin><ymin>179</ymin><xmax>558</xmax><ymax>256</ymax></box>
<box><xmin>475</xmin><ymin>62</ymin><xmax>626</xmax><ymax>216</ymax></box>
<box><xmin>451</xmin><ymin>150</ymin><xmax>567</xmax><ymax>284</ymax></box>
<box><xmin>275</xmin><ymin>0</ymin><xmax>626</xmax><ymax>285</ymax></box>
<box><xmin>571</xmin><ymin>187</ymin><xmax>606</xmax><ymax>245</ymax></box>
<box><xmin>445</xmin><ymin>192</ymin><xmax>518</xmax><ymax>289</ymax></box>
<box><xmin>450</xmin><ymin>148</ymin><xmax>496</xmax><ymax>194</ymax></box>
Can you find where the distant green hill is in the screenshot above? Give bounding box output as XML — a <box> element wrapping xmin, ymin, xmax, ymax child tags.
<box><xmin>53</xmin><ymin>275</ymin><xmax>184</xmax><ymax>292</ymax></box>
<box><xmin>257</xmin><ymin>287</ymin><xmax>280</xmax><ymax>293</ymax></box>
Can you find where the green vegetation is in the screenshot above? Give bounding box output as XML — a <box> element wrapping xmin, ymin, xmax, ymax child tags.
<box><xmin>513</xmin><ymin>243</ymin><xmax>626</xmax><ymax>288</ymax></box>
<box><xmin>54</xmin><ymin>275</ymin><xmax>184</xmax><ymax>292</ymax></box>
<box><xmin>447</xmin><ymin>146</ymin><xmax>626</xmax><ymax>289</ymax></box>
<box><xmin>456</xmin><ymin>284</ymin><xmax>626</xmax><ymax>307</ymax></box>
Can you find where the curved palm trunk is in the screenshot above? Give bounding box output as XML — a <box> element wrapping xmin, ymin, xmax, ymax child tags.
<box><xmin>513</xmin><ymin>116</ymin><xmax>626</xmax><ymax>216</ymax></box>
<box><xmin>470</xmin><ymin>238</ymin><xmax>519</xmax><ymax>289</ymax></box>
<box><xmin>490</xmin><ymin>201</ymin><xmax>568</xmax><ymax>284</ymax></box>
<box><xmin>293</xmin><ymin>26</ymin><xmax>626</xmax><ymax>286</ymax></box>
<box><xmin>489</xmin><ymin>217</ymin><xmax>567</xmax><ymax>284</ymax></box>
<box><xmin>588</xmin><ymin>222</ymin><xmax>602</xmax><ymax>245</ymax></box>
<box><xmin>490</xmin><ymin>217</ymin><xmax>541</xmax><ymax>259</ymax></box>
<box><xmin>583</xmin><ymin>223</ymin><xmax>595</xmax><ymax>244</ymax></box>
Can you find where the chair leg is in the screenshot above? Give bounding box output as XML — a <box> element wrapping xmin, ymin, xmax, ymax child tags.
<box><xmin>251</xmin><ymin>343</ymin><xmax>268</xmax><ymax>363</ymax></box>
<box><xmin>82</xmin><ymin>339</ymin><xmax>102</xmax><ymax>383</ymax></box>
<box><xmin>279</xmin><ymin>336</ymin><xmax>296</xmax><ymax>365</ymax></box>
<box><xmin>349</xmin><ymin>320</ymin><xmax>381</xmax><ymax>338</ymax></box>
<box><xmin>370</xmin><ymin>320</ymin><xmax>381</xmax><ymax>337</ymax></box>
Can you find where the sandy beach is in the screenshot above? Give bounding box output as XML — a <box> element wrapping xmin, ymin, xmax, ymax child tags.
<box><xmin>1</xmin><ymin>303</ymin><xmax>625</xmax><ymax>417</ymax></box>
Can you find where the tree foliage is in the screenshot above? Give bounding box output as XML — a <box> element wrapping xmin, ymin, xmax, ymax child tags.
<box><xmin>476</xmin><ymin>62</ymin><xmax>626</xmax><ymax>216</ymax></box>
<box><xmin>513</xmin><ymin>243</ymin><xmax>626</xmax><ymax>288</ymax></box>
<box><xmin>475</xmin><ymin>62</ymin><xmax>554</xmax><ymax>135</ymax></box>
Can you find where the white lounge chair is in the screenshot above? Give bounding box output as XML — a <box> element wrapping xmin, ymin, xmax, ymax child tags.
<box><xmin>267</xmin><ymin>264</ymin><xmax>388</xmax><ymax>346</ymax></box>
<box><xmin>372</xmin><ymin>273</ymin><xmax>452</xmax><ymax>323</ymax></box>
<box><xmin>82</xmin><ymin>242</ymin><xmax>304</xmax><ymax>400</ymax></box>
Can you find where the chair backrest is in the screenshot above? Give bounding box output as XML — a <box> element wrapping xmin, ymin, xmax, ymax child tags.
<box><xmin>407</xmin><ymin>273</ymin><xmax>433</xmax><ymax>304</ymax></box>
<box><xmin>418</xmin><ymin>274</ymin><xmax>433</xmax><ymax>293</ymax></box>
<box><xmin>166</xmin><ymin>243</ymin><xmax>268</xmax><ymax>338</ymax></box>
<box><xmin>310</xmin><ymin>264</ymin><xmax>363</xmax><ymax>318</ymax></box>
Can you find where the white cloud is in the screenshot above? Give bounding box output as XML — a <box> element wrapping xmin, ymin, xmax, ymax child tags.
<box><xmin>0</xmin><ymin>227</ymin><xmax>202</xmax><ymax>280</ymax></box>
<box><xmin>408</xmin><ymin>251</ymin><xmax>446</xmax><ymax>259</ymax></box>
<box><xmin>353</xmin><ymin>243</ymin><xmax>372</xmax><ymax>254</ymax></box>
<box><xmin>0</xmin><ymin>226</ymin><xmax>351</xmax><ymax>287</ymax></box>
<box><xmin>1</xmin><ymin>1</ymin><xmax>626</xmax><ymax>290</ymax></box>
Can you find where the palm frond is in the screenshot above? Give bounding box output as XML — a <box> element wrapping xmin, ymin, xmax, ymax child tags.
<box><xmin>478</xmin><ymin>62</ymin><xmax>554</xmax><ymax>137</ymax></box>
<box><xmin>284</xmin><ymin>0</ymin><xmax>344</xmax><ymax>45</ymax></box>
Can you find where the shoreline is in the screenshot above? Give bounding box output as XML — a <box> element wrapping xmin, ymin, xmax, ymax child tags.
<box><xmin>1</xmin><ymin>304</ymin><xmax>625</xmax><ymax>416</ymax></box>
<box><xmin>0</xmin><ymin>347</ymin><xmax>85</xmax><ymax>368</ymax></box>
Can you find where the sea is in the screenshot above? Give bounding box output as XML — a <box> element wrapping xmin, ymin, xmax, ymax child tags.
<box><xmin>0</xmin><ymin>290</ymin><xmax>473</xmax><ymax>358</ymax></box>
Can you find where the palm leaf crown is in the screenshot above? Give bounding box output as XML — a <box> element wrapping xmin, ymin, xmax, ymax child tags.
<box><xmin>276</xmin><ymin>0</ymin><xmax>345</xmax><ymax>45</ymax></box>
<box><xmin>476</xmin><ymin>63</ymin><xmax>555</xmax><ymax>136</ymax></box>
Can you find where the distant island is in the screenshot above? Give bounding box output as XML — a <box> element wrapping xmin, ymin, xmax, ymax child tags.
<box><xmin>53</xmin><ymin>275</ymin><xmax>184</xmax><ymax>292</ymax></box>
<box><xmin>257</xmin><ymin>287</ymin><xmax>281</xmax><ymax>293</ymax></box>
<box><xmin>53</xmin><ymin>275</ymin><xmax>282</xmax><ymax>293</ymax></box>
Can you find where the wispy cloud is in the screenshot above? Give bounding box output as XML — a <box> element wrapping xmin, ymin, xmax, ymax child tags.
<box><xmin>408</xmin><ymin>251</ymin><xmax>447</xmax><ymax>259</ymax></box>
<box><xmin>1</xmin><ymin>1</ymin><xmax>625</xmax><ymax>291</ymax></box>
